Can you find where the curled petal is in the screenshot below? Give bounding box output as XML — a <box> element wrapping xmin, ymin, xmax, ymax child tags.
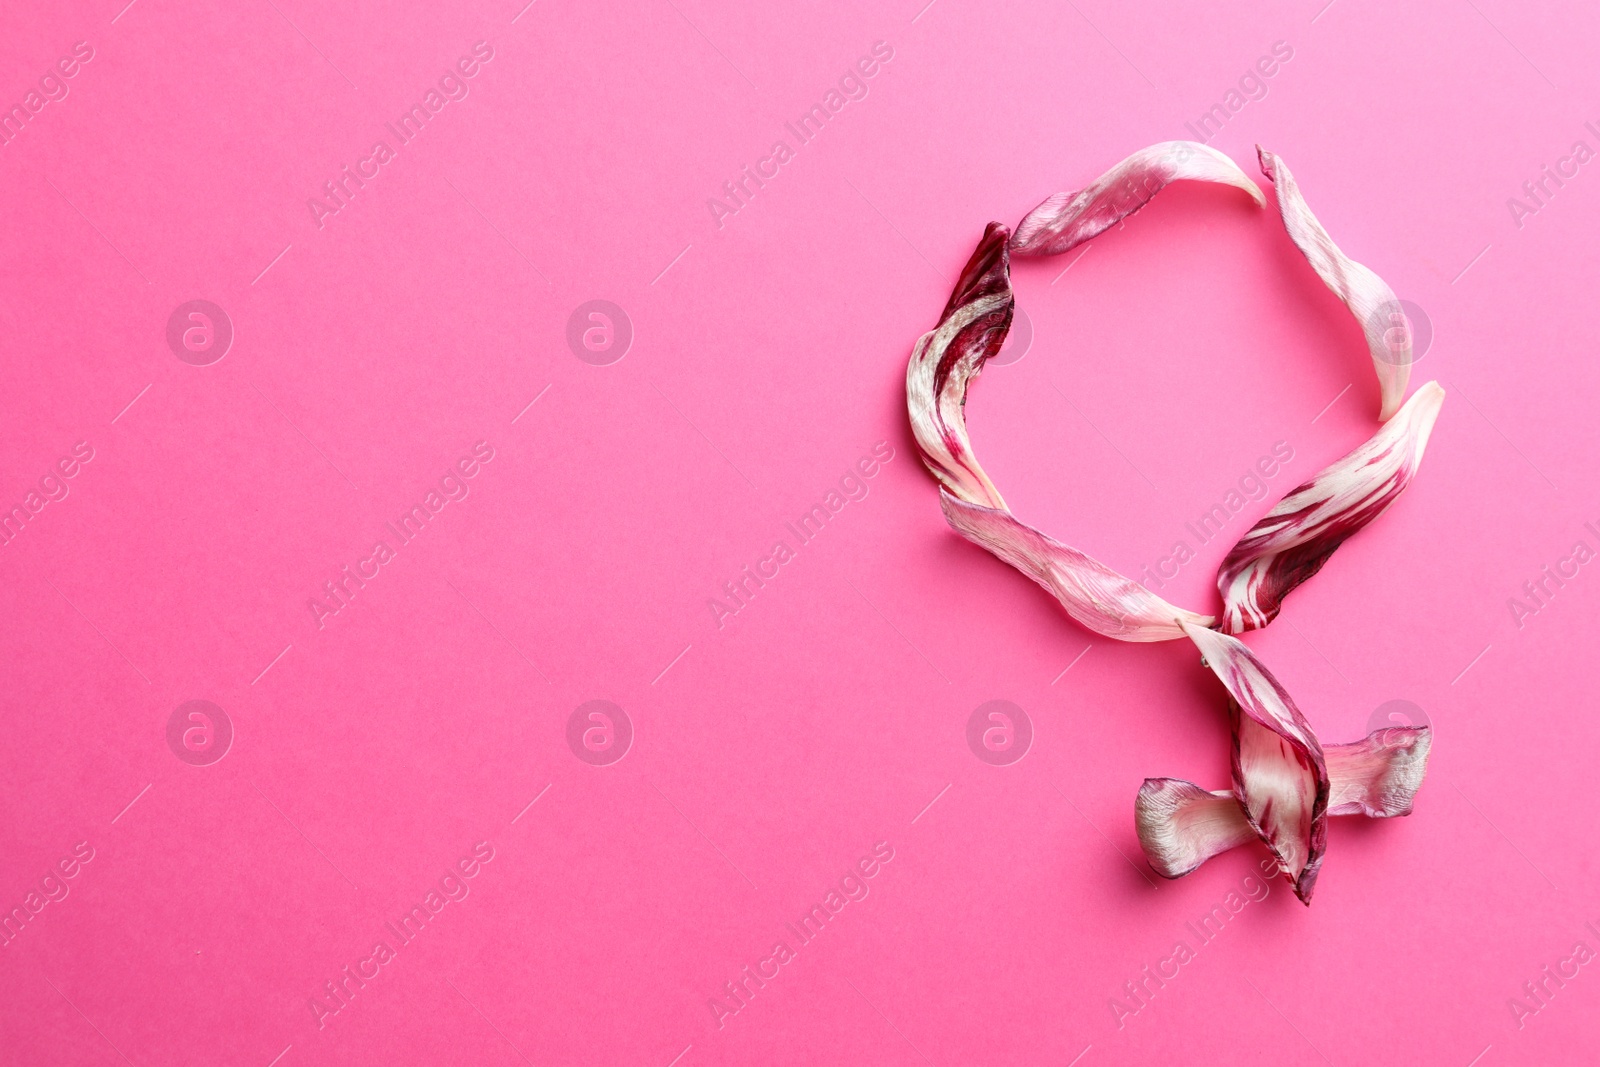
<box><xmin>910</xmin><ymin>224</ymin><xmax>1214</xmax><ymax>642</ymax></box>
<box><xmin>1181</xmin><ymin>621</ymin><xmax>1328</xmax><ymax>903</ymax></box>
<box><xmin>1137</xmin><ymin>726</ymin><xmax>1432</xmax><ymax>879</ymax></box>
<box><xmin>942</xmin><ymin>490</ymin><xmax>1213</xmax><ymax>641</ymax></box>
<box><xmin>1217</xmin><ymin>381</ymin><xmax>1446</xmax><ymax>633</ymax></box>
<box><xmin>1326</xmin><ymin>726</ymin><xmax>1432</xmax><ymax>817</ymax></box>
<box><xmin>906</xmin><ymin>223</ymin><xmax>1013</xmax><ymax>509</ymax></box>
<box><xmin>1135</xmin><ymin>779</ymin><xmax>1257</xmax><ymax>878</ymax></box>
<box><xmin>1011</xmin><ymin>141</ymin><xmax>1264</xmax><ymax>258</ymax></box>
<box><xmin>1258</xmin><ymin>146</ymin><xmax>1411</xmax><ymax>420</ymax></box>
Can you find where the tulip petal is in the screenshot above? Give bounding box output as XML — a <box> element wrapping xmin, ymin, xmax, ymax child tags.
<box><xmin>1135</xmin><ymin>725</ymin><xmax>1432</xmax><ymax>879</ymax></box>
<box><xmin>1326</xmin><ymin>726</ymin><xmax>1432</xmax><ymax>817</ymax></box>
<box><xmin>907</xmin><ymin>225</ymin><xmax>1213</xmax><ymax>642</ymax></box>
<box><xmin>1217</xmin><ymin>381</ymin><xmax>1446</xmax><ymax>633</ymax></box>
<box><xmin>908</xmin><ymin>149</ymin><xmax>1440</xmax><ymax>904</ymax></box>
<box><xmin>1257</xmin><ymin>146</ymin><xmax>1411</xmax><ymax>420</ymax></box>
<box><xmin>1181</xmin><ymin>621</ymin><xmax>1328</xmax><ymax>903</ymax></box>
<box><xmin>1135</xmin><ymin>778</ymin><xmax>1257</xmax><ymax>878</ymax></box>
<box><xmin>942</xmin><ymin>491</ymin><xmax>1214</xmax><ymax>641</ymax></box>
<box><xmin>905</xmin><ymin>222</ymin><xmax>1013</xmax><ymax>510</ymax></box>
<box><xmin>1011</xmin><ymin>141</ymin><xmax>1265</xmax><ymax>258</ymax></box>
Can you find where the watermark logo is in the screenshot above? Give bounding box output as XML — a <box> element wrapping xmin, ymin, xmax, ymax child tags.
<box><xmin>987</xmin><ymin>306</ymin><xmax>1033</xmax><ymax>367</ymax></box>
<box><xmin>567</xmin><ymin>700</ymin><xmax>633</xmax><ymax>765</ymax></box>
<box><xmin>1365</xmin><ymin>298</ymin><xmax>1432</xmax><ymax>367</ymax></box>
<box><xmin>566</xmin><ymin>300</ymin><xmax>632</xmax><ymax>366</ymax></box>
<box><xmin>1367</xmin><ymin>698</ymin><xmax>1430</xmax><ymax>735</ymax></box>
<box><xmin>166</xmin><ymin>300</ymin><xmax>233</xmax><ymax>366</ymax></box>
<box><xmin>166</xmin><ymin>699</ymin><xmax>233</xmax><ymax>766</ymax></box>
<box><xmin>966</xmin><ymin>699</ymin><xmax>1032</xmax><ymax>766</ymax></box>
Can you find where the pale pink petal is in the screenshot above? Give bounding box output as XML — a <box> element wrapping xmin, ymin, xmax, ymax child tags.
<box><xmin>1258</xmin><ymin>146</ymin><xmax>1411</xmax><ymax>420</ymax></box>
<box><xmin>908</xmin><ymin>225</ymin><xmax>1212</xmax><ymax>641</ymax></box>
<box><xmin>1326</xmin><ymin>726</ymin><xmax>1432</xmax><ymax>817</ymax></box>
<box><xmin>1181</xmin><ymin>621</ymin><xmax>1328</xmax><ymax>903</ymax></box>
<box><xmin>1135</xmin><ymin>778</ymin><xmax>1256</xmax><ymax>878</ymax></box>
<box><xmin>905</xmin><ymin>223</ymin><xmax>1013</xmax><ymax>510</ymax></box>
<box><xmin>942</xmin><ymin>491</ymin><xmax>1214</xmax><ymax>641</ymax></box>
<box><xmin>1010</xmin><ymin>141</ymin><xmax>1263</xmax><ymax>258</ymax></box>
<box><xmin>1217</xmin><ymin>381</ymin><xmax>1446</xmax><ymax>633</ymax></box>
<box><xmin>1136</xmin><ymin>725</ymin><xmax>1432</xmax><ymax>879</ymax></box>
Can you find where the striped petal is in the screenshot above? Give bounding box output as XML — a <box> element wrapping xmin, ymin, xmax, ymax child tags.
<box><xmin>1136</xmin><ymin>725</ymin><xmax>1431</xmax><ymax>878</ymax></box>
<box><xmin>908</xmin><ymin>225</ymin><xmax>1212</xmax><ymax>642</ymax></box>
<box><xmin>1181</xmin><ymin>621</ymin><xmax>1328</xmax><ymax>903</ymax></box>
<box><xmin>1134</xmin><ymin>779</ymin><xmax>1258</xmax><ymax>879</ymax></box>
<box><xmin>905</xmin><ymin>222</ymin><xmax>1013</xmax><ymax>510</ymax></box>
<box><xmin>1258</xmin><ymin>147</ymin><xmax>1411</xmax><ymax>420</ymax></box>
<box><xmin>1326</xmin><ymin>726</ymin><xmax>1432</xmax><ymax>817</ymax></box>
<box><xmin>942</xmin><ymin>491</ymin><xmax>1213</xmax><ymax>641</ymax></box>
<box><xmin>1010</xmin><ymin>141</ymin><xmax>1263</xmax><ymax>258</ymax></box>
<box><xmin>1217</xmin><ymin>382</ymin><xmax>1446</xmax><ymax>633</ymax></box>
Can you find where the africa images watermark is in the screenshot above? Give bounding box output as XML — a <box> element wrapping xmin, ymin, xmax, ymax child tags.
<box><xmin>705</xmin><ymin>840</ymin><xmax>896</xmax><ymax>1030</ymax></box>
<box><xmin>1181</xmin><ymin>40</ymin><xmax>1295</xmax><ymax>144</ymax></box>
<box><xmin>1506</xmin><ymin>922</ymin><xmax>1600</xmax><ymax>1031</ymax></box>
<box><xmin>306</xmin><ymin>441</ymin><xmax>497</xmax><ymax>630</ymax></box>
<box><xmin>0</xmin><ymin>440</ymin><xmax>96</xmax><ymax>550</ymax></box>
<box><xmin>1110</xmin><ymin>857</ymin><xmax>1278</xmax><ymax>1029</ymax></box>
<box><xmin>0</xmin><ymin>40</ymin><xmax>95</xmax><ymax>153</ymax></box>
<box><xmin>307</xmin><ymin>841</ymin><xmax>497</xmax><ymax>1030</ymax></box>
<box><xmin>1505</xmin><ymin>519</ymin><xmax>1600</xmax><ymax>631</ymax></box>
<box><xmin>1137</xmin><ymin>441</ymin><xmax>1295</xmax><ymax>594</ymax></box>
<box><xmin>706</xmin><ymin>441</ymin><xmax>895</xmax><ymax>629</ymax></box>
<box><xmin>306</xmin><ymin>41</ymin><xmax>497</xmax><ymax>230</ymax></box>
<box><xmin>1505</xmin><ymin>120</ymin><xmax>1600</xmax><ymax>230</ymax></box>
<box><xmin>705</xmin><ymin>40</ymin><xmax>895</xmax><ymax>230</ymax></box>
<box><xmin>0</xmin><ymin>841</ymin><xmax>96</xmax><ymax>950</ymax></box>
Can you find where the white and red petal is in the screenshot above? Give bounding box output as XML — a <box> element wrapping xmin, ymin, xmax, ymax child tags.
<box><xmin>1217</xmin><ymin>381</ymin><xmax>1446</xmax><ymax>633</ymax></box>
<box><xmin>910</xmin><ymin>151</ymin><xmax>1437</xmax><ymax>903</ymax></box>
<box><xmin>1010</xmin><ymin>141</ymin><xmax>1264</xmax><ymax>258</ymax></box>
<box><xmin>905</xmin><ymin>223</ymin><xmax>1014</xmax><ymax>510</ymax></box>
<box><xmin>1135</xmin><ymin>778</ymin><xmax>1256</xmax><ymax>878</ymax></box>
<box><xmin>942</xmin><ymin>492</ymin><xmax>1213</xmax><ymax>641</ymax></box>
<box><xmin>1181</xmin><ymin>621</ymin><xmax>1328</xmax><ymax>903</ymax></box>
<box><xmin>1326</xmin><ymin>726</ymin><xmax>1432</xmax><ymax>817</ymax></box>
<box><xmin>1136</xmin><ymin>725</ymin><xmax>1431</xmax><ymax>879</ymax></box>
<box><xmin>1257</xmin><ymin>146</ymin><xmax>1411</xmax><ymax>420</ymax></box>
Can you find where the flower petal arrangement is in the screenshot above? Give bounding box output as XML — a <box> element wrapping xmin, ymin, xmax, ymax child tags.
<box><xmin>905</xmin><ymin>142</ymin><xmax>1442</xmax><ymax>904</ymax></box>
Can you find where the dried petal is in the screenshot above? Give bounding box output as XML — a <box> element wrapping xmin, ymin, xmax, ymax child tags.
<box><xmin>1135</xmin><ymin>778</ymin><xmax>1257</xmax><ymax>878</ymax></box>
<box><xmin>1137</xmin><ymin>725</ymin><xmax>1431</xmax><ymax>878</ymax></box>
<box><xmin>907</xmin><ymin>226</ymin><xmax>1212</xmax><ymax>642</ymax></box>
<box><xmin>1181</xmin><ymin>621</ymin><xmax>1328</xmax><ymax>902</ymax></box>
<box><xmin>909</xmin><ymin>148</ymin><xmax>1438</xmax><ymax>904</ymax></box>
<box><xmin>1326</xmin><ymin>726</ymin><xmax>1432</xmax><ymax>817</ymax></box>
<box><xmin>905</xmin><ymin>223</ymin><xmax>1013</xmax><ymax>510</ymax></box>
<box><xmin>942</xmin><ymin>491</ymin><xmax>1213</xmax><ymax>641</ymax></box>
<box><xmin>1257</xmin><ymin>147</ymin><xmax>1411</xmax><ymax>420</ymax></box>
<box><xmin>1217</xmin><ymin>382</ymin><xmax>1446</xmax><ymax>633</ymax></box>
<box><xmin>1011</xmin><ymin>141</ymin><xmax>1264</xmax><ymax>258</ymax></box>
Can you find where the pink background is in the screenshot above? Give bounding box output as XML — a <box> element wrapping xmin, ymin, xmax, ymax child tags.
<box><xmin>2</xmin><ymin>0</ymin><xmax>1597</xmax><ymax>1063</ymax></box>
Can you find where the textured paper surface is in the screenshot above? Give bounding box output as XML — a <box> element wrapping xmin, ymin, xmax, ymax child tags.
<box><xmin>2</xmin><ymin>1</ymin><xmax>1597</xmax><ymax>1064</ymax></box>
